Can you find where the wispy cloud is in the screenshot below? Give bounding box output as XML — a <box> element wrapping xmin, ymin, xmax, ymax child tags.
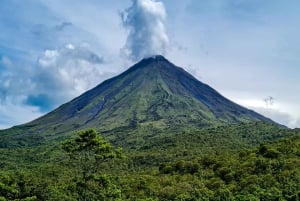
<box><xmin>121</xmin><ymin>0</ymin><xmax>169</xmax><ymax>61</ymax></box>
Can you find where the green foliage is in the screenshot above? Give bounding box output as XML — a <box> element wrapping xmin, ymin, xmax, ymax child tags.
<box><xmin>62</xmin><ymin>129</ymin><xmax>123</xmax><ymax>201</ymax></box>
<box><xmin>0</xmin><ymin>126</ymin><xmax>300</xmax><ymax>200</ymax></box>
<box><xmin>159</xmin><ymin>160</ymin><xmax>200</xmax><ymax>174</ymax></box>
<box><xmin>0</xmin><ymin>172</ymin><xmax>39</xmax><ymax>201</ymax></box>
<box><xmin>62</xmin><ymin>129</ymin><xmax>121</xmax><ymax>171</ymax></box>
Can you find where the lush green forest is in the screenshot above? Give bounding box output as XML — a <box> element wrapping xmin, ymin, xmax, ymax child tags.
<box><xmin>1</xmin><ymin>124</ymin><xmax>300</xmax><ymax>200</ymax></box>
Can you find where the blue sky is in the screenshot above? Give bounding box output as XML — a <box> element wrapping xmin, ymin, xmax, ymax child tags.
<box><xmin>0</xmin><ymin>0</ymin><xmax>300</xmax><ymax>128</ymax></box>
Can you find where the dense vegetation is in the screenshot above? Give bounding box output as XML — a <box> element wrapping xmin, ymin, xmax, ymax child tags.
<box><xmin>0</xmin><ymin>124</ymin><xmax>300</xmax><ymax>200</ymax></box>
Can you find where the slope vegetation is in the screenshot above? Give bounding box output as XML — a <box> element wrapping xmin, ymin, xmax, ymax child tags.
<box><xmin>0</xmin><ymin>55</ymin><xmax>274</xmax><ymax>147</ymax></box>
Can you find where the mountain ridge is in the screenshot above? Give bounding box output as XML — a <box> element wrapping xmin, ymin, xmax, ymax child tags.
<box><xmin>0</xmin><ymin>55</ymin><xmax>275</xmax><ymax>147</ymax></box>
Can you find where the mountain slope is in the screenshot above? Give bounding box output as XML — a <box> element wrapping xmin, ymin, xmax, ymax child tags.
<box><xmin>0</xmin><ymin>55</ymin><xmax>274</xmax><ymax>146</ymax></box>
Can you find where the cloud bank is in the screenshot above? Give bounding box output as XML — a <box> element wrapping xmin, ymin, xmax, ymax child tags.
<box><xmin>249</xmin><ymin>106</ymin><xmax>300</xmax><ymax>128</ymax></box>
<box><xmin>233</xmin><ymin>97</ymin><xmax>300</xmax><ymax>128</ymax></box>
<box><xmin>121</xmin><ymin>0</ymin><xmax>169</xmax><ymax>61</ymax></box>
<box><xmin>33</xmin><ymin>44</ymin><xmax>106</xmax><ymax>106</ymax></box>
<box><xmin>0</xmin><ymin>44</ymin><xmax>112</xmax><ymax>119</ymax></box>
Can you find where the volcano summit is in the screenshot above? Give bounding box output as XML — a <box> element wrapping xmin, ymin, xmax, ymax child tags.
<box><xmin>0</xmin><ymin>55</ymin><xmax>274</xmax><ymax>146</ymax></box>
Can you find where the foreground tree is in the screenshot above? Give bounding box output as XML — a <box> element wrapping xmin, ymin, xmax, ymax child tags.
<box><xmin>62</xmin><ymin>129</ymin><xmax>123</xmax><ymax>201</ymax></box>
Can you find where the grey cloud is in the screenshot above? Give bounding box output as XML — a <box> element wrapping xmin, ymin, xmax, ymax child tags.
<box><xmin>61</xmin><ymin>44</ymin><xmax>104</xmax><ymax>64</ymax></box>
<box><xmin>55</xmin><ymin>22</ymin><xmax>72</xmax><ymax>31</ymax></box>
<box><xmin>31</xmin><ymin>22</ymin><xmax>73</xmax><ymax>36</ymax></box>
<box><xmin>30</xmin><ymin>22</ymin><xmax>79</xmax><ymax>50</ymax></box>
<box><xmin>31</xmin><ymin>24</ymin><xmax>47</xmax><ymax>36</ymax></box>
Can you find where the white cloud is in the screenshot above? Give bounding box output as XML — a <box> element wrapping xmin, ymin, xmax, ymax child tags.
<box><xmin>249</xmin><ymin>106</ymin><xmax>299</xmax><ymax>128</ymax></box>
<box><xmin>121</xmin><ymin>0</ymin><xmax>169</xmax><ymax>61</ymax></box>
<box><xmin>34</xmin><ymin>44</ymin><xmax>110</xmax><ymax>104</ymax></box>
<box><xmin>234</xmin><ymin>97</ymin><xmax>300</xmax><ymax>128</ymax></box>
<box><xmin>0</xmin><ymin>44</ymin><xmax>114</xmax><ymax>120</ymax></box>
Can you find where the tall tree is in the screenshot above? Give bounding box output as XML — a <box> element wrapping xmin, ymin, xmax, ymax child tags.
<box><xmin>62</xmin><ymin>129</ymin><xmax>122</xmax><ymax>201</ymax></box>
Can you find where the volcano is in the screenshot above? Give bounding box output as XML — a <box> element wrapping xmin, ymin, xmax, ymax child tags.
<box><xmin>0</xmin><ymin>55</ymin><xmax>274</xmax><ymax>147</ymax></box>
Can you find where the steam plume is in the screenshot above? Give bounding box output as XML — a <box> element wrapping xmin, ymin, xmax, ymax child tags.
<box><xmin>121</xmin><ymin>0</ymin><xmax>169</xmax><ymax>61</ymax></box>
